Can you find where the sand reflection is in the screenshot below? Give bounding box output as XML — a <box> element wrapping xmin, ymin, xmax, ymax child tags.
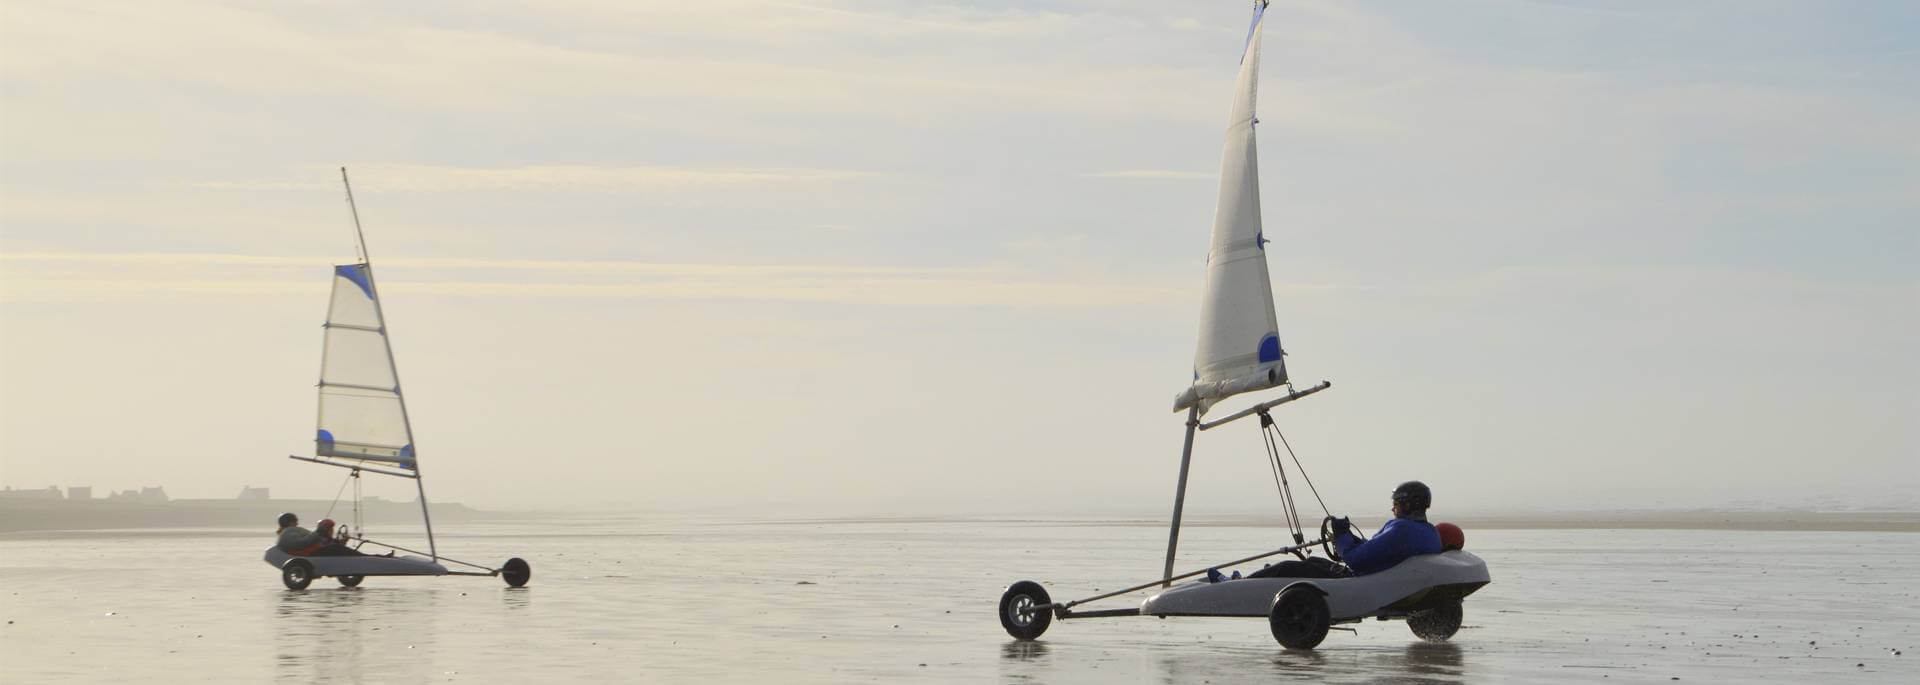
<box><xmin>1132</xmin><ymin>639</ymin><xmax>1470</xmax><ymax>684</ymax></box>
<box><xmin>272</xmin><ymin>587</ymin><xmax>438</xmax><ymax>683</ymax></box>
<box><xmin>999</xmin><ymin>640</ymin><xmax>1050</xmax><ymax>662</ymax></box>
<box><xmin>502</xmin><ymin>587</ymin><xmax>533</xmax><ymax>611</ymax></box>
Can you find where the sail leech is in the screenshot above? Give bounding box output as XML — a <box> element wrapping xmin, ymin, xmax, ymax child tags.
<box><xmin>1175</xmin><ymin>2</ymin><xmax>1287</xmax><ymax>416</ymax></box>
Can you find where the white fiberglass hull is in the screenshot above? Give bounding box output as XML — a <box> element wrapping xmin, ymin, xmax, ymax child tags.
<box><xmin>1140</xmin><ymin>551</ymin><xmax>1490</xmax><ymax>621</ymax></box>
<box><xmin>264</xmin><ymin>547</ymin><xmax>448</xmax><ymax>577</ymax></box>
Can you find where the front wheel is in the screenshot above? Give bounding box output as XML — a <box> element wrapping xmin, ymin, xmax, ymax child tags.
<box><xmin>338</xmin><ymin>575</ymin><xmax>363</xmax><ymax>588</ymax></box>
<box><xmin>998</xmin><ymin>581</ymin><xmax>1052</xmax><ymax>641</ymax></box>
<box><xmin>1408</xmin><ymin>602</ymin><xmax>1463</xmax><ymax>641</ymax></box>
<box><xmin>501</xmin><ymin>558</ymin><xmax>531</xmax><ymax>588</ymax></box>
<box><xmin>281</xmin><ymin>559</ymin><xmax>315</xmax><ymax>591</ymax></box>
<box><xmin>1269</xmin><ymin>586</ymin><xmax>1330</xmax><ymax>649</ymax></box>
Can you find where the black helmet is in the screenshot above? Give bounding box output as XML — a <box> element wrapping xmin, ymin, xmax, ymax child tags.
<box><xmin>1391</xmin><ymin>481</ymin><xmax>1432</xmax><ymax>511</ymax></box>
<box><xmin>277</xmin><ymin>512</ymin><xmax>298</xmax><ymax>527</ymax></box>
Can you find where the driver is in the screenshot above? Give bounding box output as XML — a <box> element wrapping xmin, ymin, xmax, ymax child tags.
<box><xmin>1240</xmin><ymin>480</ymin><xmax>1443</xmax><ymax>580</ymax></box>
<box><xmin>1329</xmin><ymin>481</ymin><xmax>1444</xmax><ymax>575</ymax></box>
<box><xmin>274</xmin><ymin>512</ymin><xmax>374</xmax><ymax>557</ymax></box>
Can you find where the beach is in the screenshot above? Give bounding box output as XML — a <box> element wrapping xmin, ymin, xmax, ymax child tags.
<box><xmin>3</xmin><ymin>516</ymin><xmax>1915</xmax><ymax>683</ymax></box>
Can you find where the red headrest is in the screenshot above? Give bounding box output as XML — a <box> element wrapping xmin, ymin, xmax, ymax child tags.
<box><xmin>1436</xmin><ymin>522</ymin><xmax>1465</xmax><ymax>551</ymax></box>
<box><xmin>316</xmin><ymin>518</ymin><xmax>336</xmax><ymax>532</ymax></box>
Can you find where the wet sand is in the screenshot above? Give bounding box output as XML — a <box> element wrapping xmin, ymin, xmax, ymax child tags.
<box><xmin>2</xmin><ymin>518</ymin><xmax>1915</xmax><ymax>683</ymax></box>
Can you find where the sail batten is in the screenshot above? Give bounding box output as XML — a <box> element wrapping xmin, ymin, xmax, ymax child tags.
<box><xmin>1174</xmin><ymin>2</ymin><xmax>1287</xmax><ymax>416</ymax></box>
<box><xmin>316</xmin><ymin>262</ymin><xmax>417</xmax><ymax>470</ymax></box>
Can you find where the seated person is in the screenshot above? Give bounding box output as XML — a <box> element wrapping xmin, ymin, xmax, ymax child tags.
<box><xmin>1333</xmin><ymin>480</ymin><xmax>1443</xmax><ymax>575</ymax></box>
<box><xmin>1245</xmin><ymin>480</ymin><xmax>1443</xmax><ymax>579</ymax></box>
<box><xmin>275</xmin><ymin>512</ymin><xmax>375</xmax><ymax>557</ymax></box>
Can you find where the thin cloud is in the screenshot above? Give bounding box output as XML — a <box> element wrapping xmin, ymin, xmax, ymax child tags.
<box><xmin>0</xmin><ymin>251</ymin><xmax>976</xmax><ymax>276</ymax></box>
<box><xmin>1085</xmin><ymin>170</ymin><xmax>1214</xmax><ymax>180</ymax></box>
<box><xmin>0</xmin><ymin>251</ymin><xmax>1183</xmax><ymax>308</ymax></box>
<box><xmin>182</xmin><ymin>165</ymin><xmax>876</xmax><ymax>193</ymax></box>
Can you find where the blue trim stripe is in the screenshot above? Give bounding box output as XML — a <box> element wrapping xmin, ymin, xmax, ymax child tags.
<box><xmin>1241</xmin><ymin>1</ymin><xmax>1267</xmax><ymax>63</ymax></box>
<box><xmin>334</xmin><ymin>264</ymin><xmax>375</xmax><ymax>300</ymax></box>
<box><xmin>1257</xmin><ymin>334</ymin><xmax>1282</xmax><ymax>363</ymax></box>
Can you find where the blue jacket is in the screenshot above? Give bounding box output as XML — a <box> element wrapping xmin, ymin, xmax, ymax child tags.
<box><xmin>1334</xmin><ymin>517</ymin><xmax>1442</xmax><ymax>575</ymax></box>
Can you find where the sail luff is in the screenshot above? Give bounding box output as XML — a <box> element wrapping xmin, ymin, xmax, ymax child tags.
<box><xmin>334</xmin><ymin>167</ymin><xmax>436</xmax><ymax>558</ymax></box>
<box><xmin>316</xmin><ymin>264</ymin><xmax>416</xmax><ymax>469</ymax></box>
<box><xmin>315</xmin><ymin>172</ymin><xmax>419</xmax><ymax>473</ymax></box>
<box><xmin>1174</xmin><ymin>1</ymin><xmax>1286</xmax><ymax>416</ymax></box>
<box><xmin>361</xmin><ymin>259</ymin><xmax>420</xmax><ymax>469</ymax></box>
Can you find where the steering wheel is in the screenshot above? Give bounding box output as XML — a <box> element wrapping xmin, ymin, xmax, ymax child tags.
<box><xmin>1320</xmin><ymin>515</ymin><xmax>1365</xmax><ymax>561</ymax></box>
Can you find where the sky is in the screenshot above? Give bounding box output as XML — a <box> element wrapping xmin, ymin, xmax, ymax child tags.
<box><xmin>1</xmin><ymin>1</ymin><xmax>1914</xmax><ymax>517</ymax></box>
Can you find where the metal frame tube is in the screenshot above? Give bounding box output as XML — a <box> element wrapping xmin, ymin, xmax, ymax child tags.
<box><xmin>290</xmin><ymin>455</ymin><xmax>417</xmax><ymax>480</ymax></box>
<box><xmin>1060</xmin><ymin>538</ymin><xmax>1326</xmax><ymax>611</ymax></box>
<box><xmin>349</xmin><ymin>536</ymin><xmax>494</xmax><ymax>573</ymax></box>
<box><xmin>1162</xmin><ymin>407</ymin><xmax>1201</xmax><ymax>586</ymax></box>
<box><xmin>1195</xmin><ymin>381</ymin><xmax>1332</xmax><ymax>431</ymax></box>
<box><xmin>318</xmin><ymin>381</ymin><xmax>400</xmax><ymax>393</ymax></box>
<box><xmin>341</xmin><ymin>167</ymin><xmax>437</xmax><ymax>562</ymax></box>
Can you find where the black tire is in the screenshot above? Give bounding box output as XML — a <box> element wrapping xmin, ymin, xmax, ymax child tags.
<box><xmin>281</xmin><ymin>559</ymin><xmax>315</xmax><ymax>591</ymax></box>
<box><xmin>1408</xmin><ymin>602</ymin><xmax>1463</xmax><ymax>642</ymax></box>
<box><xmin>501</xmin><ymin>558</ymin><xmax>531</xmax><ymax>588</ymax></box>
<box><xmin>998</xmin><ymin>580</ymin><xmax>1052</xmax><ymax>641</ymax></box>
<box><xmin>1269</xmin><ymin>586</ymin><xmax>1331</xmax><ymax>649</ymax></box>
<box><xmin>338</xmin><ymin>575</ymin><xmax>364</xmax><ymax>588</ymax></box>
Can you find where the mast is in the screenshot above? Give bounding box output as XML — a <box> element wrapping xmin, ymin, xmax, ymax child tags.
<box><xmin>1165</xmin><ymin>0</ymin><xmax>1273</xmax><ymax>578</ymax></box>
<box><xmin>1162</xmin><ymin>407</ymin><xmax>1201</xmax><ymax>585</ymax></box>
<box><xmin>340</xmin><ymin>167</ymin><xmax>438</xmax><ymax>561</ymax></box>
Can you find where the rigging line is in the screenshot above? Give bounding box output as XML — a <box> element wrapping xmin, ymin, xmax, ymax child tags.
<box><xmin>1260</xmin><ymin>411</ymin><xmax>1305</xmax><ymax>538</ymax></box>
<box><xmin>1259</xmin><ymin>423</ymin><xmax>1291</xmax><ymax>530</ymax></box>
<box><xmin>1270</xmin><ymin>427</ymin><xmax>1303</xmax><ymax>540</ymax></box>
<box><xmin>341</xmin><ymin>167</ymin><xmax>369</xmax><ymax>264</ymax></box>
<box><xmin>1270</xmin><ymin>421</ymin><xmax>1332</xmax><ymax>518</ymax></box>
<box><xmin>322</xmin><ymin>469</ymin><xmax>352</xmax><ymax>519</ymax></box>
<box><xmin>1259</xmin><ymin>420</ymin><xmax>1302</xmax><ymax>540</ymax></box>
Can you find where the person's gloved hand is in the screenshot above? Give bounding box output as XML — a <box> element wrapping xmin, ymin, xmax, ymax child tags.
<box><xmin>1331</xmin><ymin>516</ymin><xmax>1352</xmax><ymax>537</ymax></box>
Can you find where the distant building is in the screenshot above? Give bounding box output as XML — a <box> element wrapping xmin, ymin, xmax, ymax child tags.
<box><xmin>237</xmin><ymin>486</ymin><xmax>270</xmax><ymax>500</ymax></box>
<box><xmin>67</xmin><ymin>486</ymin><xmax>92</xmax><ymax>500</ymax></box>
<box><xmin>0</xmin><ymin>486</ymin><xmax>64</xmax><ymax>500</ymax></box>
<box><xmin>108</xmin><ymin>486</ymin><xmax>169</xmax><ymax>503</ymax></box>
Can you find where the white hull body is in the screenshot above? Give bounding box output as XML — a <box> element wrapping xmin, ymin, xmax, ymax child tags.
<box><xmin>1140</xmin><ymin>551</ymin><xmax>1490</xmax><ymax>621</ymax></box>
<box><xmin>264</xmin><ymin>547</ymin><xmax>448</xmax><ymax>577</ymax></box>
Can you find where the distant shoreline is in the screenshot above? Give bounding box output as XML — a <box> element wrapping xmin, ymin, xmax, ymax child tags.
<box><xmin>5</xmin><ymin>502</ymin><xmax>1915</xmax><ymax>535</ymax></box>
<box><xmin>736</xmin><ymin>509</ymin><xmax>1920</xmax><ymax>533</ymax></box>
<box><xmin>1051</xmin><ymin>509</ymin><xmax>1920</xmax><ymax>533</ymax></box>
<box><xmin>0</xmin><ymin>497</ymin><xmax>529</xmax><ymax>534</ymax></box>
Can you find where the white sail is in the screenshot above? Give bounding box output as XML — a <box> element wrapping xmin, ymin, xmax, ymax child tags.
<box><xmin>315</xmin><ymin>263</ymin><xmax>416</xmax><ymax>469</ymax></box>
<box><xmin>1174</xmin><ymin>1</ymin><xmax>1286</xmax><ymax>416</ymax></box>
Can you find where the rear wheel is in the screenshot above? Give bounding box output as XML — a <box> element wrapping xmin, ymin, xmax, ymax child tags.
<box><xmin>501</xmin><ymin>558</ymin><xmax>531</xmax><ymax>588</ymax></box>
<box><xmin>998</xmin><ymin>581</ymin><xmax>1052</xmax><ymax>641</ymax></box>
<box><xmin>281</xmin><ymin>559</ymin><xmax>314</xmax><ymax>591</ymax></box>
<box><xmin>338</xmin><ymin>575</ymin><xmax>363</xmax><ymax>588</ymax></box>
<box><xmin>1408</xmin><ymin>602</ymin><xmax>1463</xmax><ymax>641</ymax></box>
<box><xmin>1269</xmin><ymin>586</ymin><xmax>1330</xmax><ymax>649</ymax></box>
